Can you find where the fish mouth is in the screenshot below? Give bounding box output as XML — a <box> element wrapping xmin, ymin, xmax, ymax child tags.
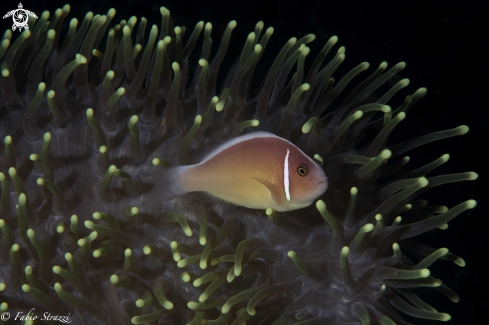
<box><xmin>317</xmin><ymin>177</ymin><xmax>328</xmax><ymax>185</ymax></box>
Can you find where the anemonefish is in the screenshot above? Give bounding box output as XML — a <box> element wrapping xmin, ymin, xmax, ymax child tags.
<box><xmin>148</xmin><ymin>131</ymin><xmax>328</xmax><ymax>212</ymax></box>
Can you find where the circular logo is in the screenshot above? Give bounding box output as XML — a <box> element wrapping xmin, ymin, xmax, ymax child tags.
<box><xmin>14</xmin><ymin>10</ymin><xmax>28</xmax><ymax>25</ymax></box>
<box><xmin>1</xmin><ymin>312</ymin><xmax>10</xmax><ymax>321</ymax></box>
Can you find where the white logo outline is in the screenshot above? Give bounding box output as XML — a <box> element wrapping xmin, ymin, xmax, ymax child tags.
<box><xmin>3</xmin><ymin>3</ymin><xmax>38</xmax><ymax>32</ymax></box>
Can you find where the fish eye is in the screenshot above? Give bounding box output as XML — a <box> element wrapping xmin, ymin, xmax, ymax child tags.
<box><xmin>297</xmin><ymin>165</ymin><xmax>308</xmax><ymax>177</ymax></box>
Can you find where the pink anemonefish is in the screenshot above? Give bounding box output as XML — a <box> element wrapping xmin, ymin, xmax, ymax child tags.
<box><xmin>148</xmin><ymin>131</ymin><xmax>328</xmax><ymax>212</ymax></box>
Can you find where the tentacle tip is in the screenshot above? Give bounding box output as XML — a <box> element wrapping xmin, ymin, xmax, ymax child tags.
<box><xmin>316</xmin><ymin>200</ymin><xmax>325</xmax><ymax>210</ymax></box>
<box><xmin>381</xmin><ymin>149</ymin><xmax>392</xmax><ymax>159</ymax></box>
<box><xmin>467</xmin><ymin>199</ymin><xmax>477</xmax><ymax>209</ymax></box>
<box><xmin>469</xmin><ymin>172</ymin><xmax>478</xmax><ymax>180</ymax></box>
<box><xmin>107</xmin><ymin>8</ymin><xmax>116</xmax><ymax>17</ymax></box>
<box><xmin>440</xmin><ymin>313</ymin><xmax>451</xmax><ymax>321</ymax></box>
<box><xmin>70</xmin><ymin>18</ymin><xmax>78</xmax><ymax>28</ymax></box>
<box><xmin>416</xmin><ymin>87</ymin><xmax>428</xmax><ymax>96</ymax></box>
<box><xmin>129</xmin><ymin>115</ymin><xmax>138</xmax><ymax>124</ymax></box>
<box><xmin>84</xmin><ymin>220</ymin><xmax>94</xmax><ymax>229</ymax></box>
<box><xmin>47</xmin><ymin>29</ymin><xmax>56</xmax><ymax>39</ymax></box>
<box><xmin>143</xmin><ymin>246</ymin><xmax>152</xmax><ymax>255</ymax></box>
<box><xmin>364</xmin><ymin>223</ymin><xmax>374</xmax><ymax>232</ymax></box>
<box><xmin>381</xmin><ymin>105</ymin><xmax>391</xmax><ymax>113</ymax></box>
<box><xmin>397</xmin><ymin>61</ymin><xmax>407</xmax><ymax>69</ymax></box>
<box><xmin>26</xmin><ymin>229</ymin><xmax>35</xmax><ymax>238</ymax></box>
<box><xmin>135</xmin><ymin>299</ymin><xmax>145</xmax><ymax>308</ymax></box>
<box><xmin>77</xmin><ymin>54</ymin><xmax>88</xmax><ymax>64</ymax></box>
<box><xmin>353</xmin><ymin>110</ymin><xmax>363</xmax><ymax>119</ymax></box>
<box><xmin>110</xmin><ymin>275</ymin><xmax>118</xmax><ymax>284</ymax></box>
<box><xmin>54</xmin><ymin>282</ymin><xmax>63</xmax><ymax>292</ymax></box>
<box><xmin>455</xmin><ymin>258</ymin><xmax>466</xmax><ymax>267</ymax></box>
<box><xmin>418</xmin><ymin>177</ymin><xmax>429</xmax><ymax>187</ymax></box>
<box><xmin>458</xmin><ymin>125</ymin><xmax>469</xmax><ymax>134</ymax></box>
<box><xmin>313</xmin><ymin>154</ymin><xmax>323</xmax><ymax>165</ymax></box>
<box><xmin>420</xmin><ymin>269</ymin><xmax>430</xmax><ymax>278</ymax></box>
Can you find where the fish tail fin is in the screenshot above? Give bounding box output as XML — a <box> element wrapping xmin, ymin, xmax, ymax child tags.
<box><xmin>146</xmin><ymin>166</ymin><xmax>189</xmax><ymax>202</ymax></box>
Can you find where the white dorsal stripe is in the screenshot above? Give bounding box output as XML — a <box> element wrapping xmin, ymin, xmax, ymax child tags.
<box><xmin>284</xmin><ymin>148</ymin><xmax>291</xmax><ymax>202</ymax></box>
<box><xmin>197</xmin><ymin>131</ymin><xmax>318</xmax><ymax>167</ymax></box>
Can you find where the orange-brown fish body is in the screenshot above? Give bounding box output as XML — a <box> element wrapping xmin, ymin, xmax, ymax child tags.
<box><xmin>149</xmin><ymin>132</ymin><xmax>328</xmax><ymax>211</ymax></box>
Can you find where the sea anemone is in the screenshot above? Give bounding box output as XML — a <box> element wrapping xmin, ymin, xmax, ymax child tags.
<box><xmin>0</xmin><ymin>3</ymin><xmax>478</xmax><ymax>325</ymax></box>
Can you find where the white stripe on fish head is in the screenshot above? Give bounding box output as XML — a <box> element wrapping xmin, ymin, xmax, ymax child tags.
<box><xmin>284</xmin><ymin>148</ymin><xmax>291</xmax><ymax>202</ymax></box>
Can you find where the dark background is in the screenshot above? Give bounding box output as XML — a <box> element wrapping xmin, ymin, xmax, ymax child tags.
<box><xmin>1</xmin><ymin>0</ymin><xmax>487</xmax><ymax>324</ymax></box>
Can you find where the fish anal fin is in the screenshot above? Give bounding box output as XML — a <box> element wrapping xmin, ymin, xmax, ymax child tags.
<box><xmin>253</xmin><ymin>177</ymin><xmax>286</xmax><ymax>206</ymax></box>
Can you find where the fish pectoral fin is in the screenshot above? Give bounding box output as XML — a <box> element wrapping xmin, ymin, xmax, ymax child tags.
<box><xmin>252</xmin><ymin>177</ymin><xmax>286</xmax><ymax>206</ymax></box>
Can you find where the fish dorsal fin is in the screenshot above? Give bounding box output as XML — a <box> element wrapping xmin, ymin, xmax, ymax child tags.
<box><xmin>197</xmin><ymin>131</ymin><xmax>280</xmax><ymax>164</ymax></box>
<box><xmin>188</xmin><ymin>137</ymin><xmax>229</xmax><ymax>165</ymax></box>
<box><xmin>194</xmin><ymin>131</ymin><xmax>319</xmax><ymax>168</ymax></box>
<box><xmin>253</xmin><ymin>177</ymin><xmax>286</xmax><ymax>206</ymax></box>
